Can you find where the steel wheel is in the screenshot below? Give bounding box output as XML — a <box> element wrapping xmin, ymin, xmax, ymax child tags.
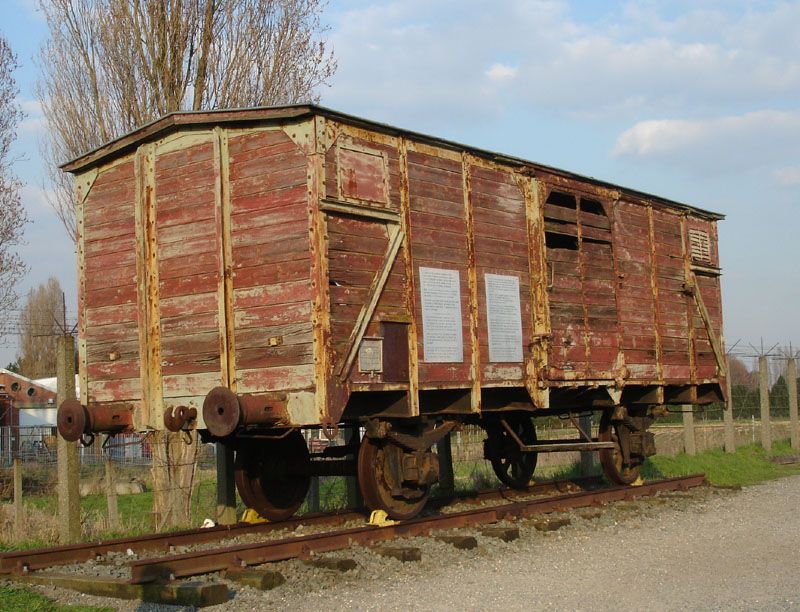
<box><xmin>487</xmin><ymin>415</ymin><xmax>538</xmax><ymax>489</ymax></box>
<box><xmin>598</xmin><ymin>411</ymin><xmax>641</xmax><ymax>485</ymax></box>
<box><xmin>357</xmin><ymin>436</ymin><xmax>429</xmax><ymax>521</ymax></box>
<box><xmin>234</xmin><ymin>431</ymin><xmax>310</xmax><ymax>521</ymax></box>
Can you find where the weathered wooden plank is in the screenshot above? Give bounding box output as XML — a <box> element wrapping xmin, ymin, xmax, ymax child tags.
<box><xmin>233</xmin><ymin>260</ymin><xmax>310</xmax><ymax>288</ymax></box>
<box><xmin>228</xmin><ymin>129</ymin><xmax>294</xmax><ymax>155</ymax></box>
<box><xmin>235</xmin><ymin>322</ymin><xmax>312</xmax><ymax>348</ymax></box>
<box><xmin>162</xmin><ymin>372</ymin><xmax>224</xmax><ymax>397</ymax></box>
<box><xmin>231</xmin><ymin>150</ymin><xmax>307</xmax><ymax>183</ymax></box>
<box><xmin>232</xmin><ymin>219</ymin><xmax>309</xmax><ymax>247</ymax></box>
<box><xmin>229</xmin><ymin>167</ymin><xmax>307</xmax><ymax>198</ymax></box>
<box><xmin>88</xmin><ymin>378</ymin><xmax>142</xmax><ymax>402</ymax></box>
<box><xmin>408</xmin><ymin>195</ymin><xmax>465</xmax><ymax>218</ymax></box>
<box><xmin>160</xmin><ymin>311</ymin><xmax>218</xmax><ymax>335</ymax></box>
<box><xmin>236</xmin><ymin>343</ymin><xmax>315</xmax><ymax>369</ymax></box>
<box><xmin>236</xmin><ymin>364</ymin><xmax>315</xmax><ymax>393</ymax></box>
<box><xmin>234</xmin><ymin>301</ymin><xmax>312</xmax><ymax>329</ymax></box>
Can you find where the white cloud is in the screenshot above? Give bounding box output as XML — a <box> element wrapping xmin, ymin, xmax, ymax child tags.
<box><xmin>17</xmin><ymin>98</ymin><xmax>46</xmax><ymax>134</ymax></box>
<box><xmin>774</xmin><ymin>166</ymin><xmax>800</xmax><ymax>187</ymax></box>
<box><xmin>485</xmin><ymin>63</ymin><xmax>518</xmax><ymax>82</ymax></box>
<box><xmin>323</xmin><ymin>1</ymin><xmax>800</xmax><ymax>125</ymax></box>
<box><xmin>19</xmin><ymin>184</ymin><xmax>55</xmax><ymax>214</ymax></box>
<box><xmin>612</xmin><ymin>111</ymin><xmax>800</xmax><ymax>174</ymax></box>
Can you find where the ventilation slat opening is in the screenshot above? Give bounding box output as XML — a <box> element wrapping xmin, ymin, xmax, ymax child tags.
<box><xmin>689</xmin><ymin>229</ymin><xmax>711</xmax><ymax>263</ymax></box>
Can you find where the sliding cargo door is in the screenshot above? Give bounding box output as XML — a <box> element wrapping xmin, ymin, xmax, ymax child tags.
<box><xmin>323</xmin><ymin>136</ymin><xmax>410</xmax><ymax>391</ymax></box>
<box><xmin>544</xmin><ymin>189</ymin><xmax>621</xmax><ymax>380</ymax></box>
<box><xmin>468</xmin><ymin>163</ymin><xmax>532</xmax><ymax>386</ymax></box>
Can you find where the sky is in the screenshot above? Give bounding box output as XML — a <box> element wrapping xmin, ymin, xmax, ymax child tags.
<box><xmin>0</xmin><ymin>0</ymin><xmax>798</xmax><ymax>368</ymax></box>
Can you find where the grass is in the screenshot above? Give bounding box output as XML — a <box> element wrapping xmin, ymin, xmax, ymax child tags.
<box><xmin>0</xmin><ymin>478</ymin><xmax>221</xmax><ymax>552</ymax></box>
<box><xmin>0</xmin><ymin>584</ymin><xmax>112</xmax><ymax>611</ymax></box>
<box><xmin>444</xmin><ymin>439</ymin><xmax>800</xmax><ymax>492</ymax></box>
<box><xmin>3</xmin><ymin>439</ymin><xmax>799</xmax><ymax>552</ymax></box>
<box><xmin>643</xmin><ymin>439</ymin><xmax>800</xmax><ymax>487</ymax></box>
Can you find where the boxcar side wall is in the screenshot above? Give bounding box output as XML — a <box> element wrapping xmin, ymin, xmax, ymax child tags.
<box><xmin>319</xmin><ymin>119</ymin><xmax>725</xmax><ymax>423</ymax></box>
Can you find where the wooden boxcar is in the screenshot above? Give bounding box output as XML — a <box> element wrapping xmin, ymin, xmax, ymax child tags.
<box><xmin>57</xmin><ymin>105</ymin><xmax>725</xmax><ymax>519</ymax></box>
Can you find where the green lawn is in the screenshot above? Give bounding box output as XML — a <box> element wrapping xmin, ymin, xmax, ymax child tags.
<box><xmin>1</xmin><ymin>479</ymin><xmax>220</xmax><ymax>551</ymax></box>
<box><xmin>643</xmin><ymin>439</ymin><xmax>800</xmax><ymax>487</ymax></box>
<box><xmin>0</xmin><ymin>584</ymin><xmax>112</xmax><ymax>611</ymax></box>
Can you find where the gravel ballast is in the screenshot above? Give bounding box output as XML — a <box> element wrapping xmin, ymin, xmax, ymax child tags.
<box><xmin>18</xmin><ymin>475</ymin><xmax>800</xmax><ymax>611</ymax></box>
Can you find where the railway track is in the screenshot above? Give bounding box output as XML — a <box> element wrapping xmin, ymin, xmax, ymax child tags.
<box><xmin>3</xmin><ymin>475</ymin><xmax>705</xmax><ymax>593</ymax></box>
<box><xmin>0</xmin><ymin>476</ymin><xmax>598</xmax><ymax>575</ymax></box>
<box><xmin>129</xmin><ymin>474</ymin><xmax>705</xmax><ymax>583</ymax></box>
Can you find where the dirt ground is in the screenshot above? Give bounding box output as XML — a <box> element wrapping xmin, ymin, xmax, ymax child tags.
<box><xmin>25</xmin><ymin>475</ymin><xmax>800</xmax><ymax>611</ymax></box>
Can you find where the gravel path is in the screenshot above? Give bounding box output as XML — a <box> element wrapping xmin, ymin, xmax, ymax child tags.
<box><xmin>24</xmin><ymin>476</ymin><xmax>800</xmax><ymax>611</ymax></box>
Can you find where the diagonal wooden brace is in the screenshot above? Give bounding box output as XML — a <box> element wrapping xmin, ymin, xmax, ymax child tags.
<box><xmin>337</xmin><ymin>222</ymin><xmax>405</xmax><ymax>379</ymax></box>
<box><xmin>687</xmin><ymin>271</ymin><xmax>727</xmax><ymax>378</ymax></box>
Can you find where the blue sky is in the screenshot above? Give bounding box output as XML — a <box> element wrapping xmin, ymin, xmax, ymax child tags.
<box><xmin>1</xmin><ymin>0</ymin><xmax>799</xmax><ymax>367</ymax></box>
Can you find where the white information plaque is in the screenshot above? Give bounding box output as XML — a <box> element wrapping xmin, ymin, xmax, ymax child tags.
<box><xmin>484</xmin><ymin>273</ymin><xmax>523</xmax><ymax>363</ymax></box>
<box><xmin>419</xmin><ymin>267</ymin><xmax>463</xmax><ymax>363</ymax></box>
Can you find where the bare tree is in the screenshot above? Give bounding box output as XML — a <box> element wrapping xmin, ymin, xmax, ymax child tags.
<box><xmin>38</xmin><ymin>1</ymin><xmax>335</xmax><ymax>525</ymax></box>
<box><xmin>0</xmin><ymin>35</ymin><xmax>28</xmax><ymax>318</ymax></box>
<box><xmin>728</xmin><ymin>355</ymin><xmax>755</xmax><ymax>389</ymax></box>
<box><xmin>17</xmin><ymin>278</ymin><xmax>64</xmax><ymax>379</ymax></box>
<box><xmin>38</xmin><ymin>0</ymin><xmax>337</xmax><ymax>241</ymax></box>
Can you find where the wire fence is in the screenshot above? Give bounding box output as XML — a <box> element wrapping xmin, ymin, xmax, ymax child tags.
<box><xmin>0</xmin><ymin>350</ymin><xmax>797</xmax><ymax>546</ymax></box>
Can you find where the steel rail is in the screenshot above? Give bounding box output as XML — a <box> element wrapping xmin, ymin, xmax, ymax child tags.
<box><xmin>0</xmin><ymin>477</ymin><xmax>598</xmax><ymax>575</ymax></box>
<box><xmin>129</xmin><ymin>474</ymin><xmax>705</xmax><ymax>584</ymax></box>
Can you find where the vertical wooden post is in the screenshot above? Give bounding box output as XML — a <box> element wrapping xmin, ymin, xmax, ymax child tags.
<box><xmin>787</xmin><ymin>357</ymin><xmax>798</xmax><ymax>451</ymax></box>
<box><xmin>579</xmin><ymin>413</ymin><xmax>596</xmax><ymax>474</ymax></box>
<box><xmin>344</xmin><ymin>426</ymin><xmax>362</xmax><ymax>509</ymax></box>
<box><xmin>436</xmin><ymin>433</ymin><xmax>455</xmax><ymax>495</ymax></box>
<box><xmin>105</xmin><ymin>456</ymin><xmax>119</xmax><ymax>531</ymax></box>
<box><xmin>215</xmin><ymin>442</ymin><xmax>237</xmax><ymax>525</ymax></box>
<box><xmin>57</xmin><ymin>334</ymin><xmax>81</xmax><ymax>543</ymax></box>
<box><xmin>682</xmin><ymin>405</ymin><xmax>696</xmax><ymax>455</ymax></box>
<box><xmin>723</xmin><ymin>356</ymin><xmax>736</xmax><ymax>453</ymax></box>
<box><xmin>759</xmin><ymin>355</ymin><xmax>772</xmax><ymax>451</ymax></box>
<box><xmin>13</xmin><ymin>456</ymin><xmax>23</xmax><ymax>540</ymax></box>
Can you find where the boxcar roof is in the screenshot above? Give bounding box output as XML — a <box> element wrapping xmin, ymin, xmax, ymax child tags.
<box><xmin>60</xmin><ymin>104</ymin><xmax>724</xmax><ymax>221</ymax></box>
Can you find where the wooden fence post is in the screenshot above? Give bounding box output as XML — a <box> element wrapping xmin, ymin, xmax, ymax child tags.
<box><xmin>723</xmin><ymin>356</ymin><xmax>736</xmax><ymax>453</ymax></box>
<box><xmin>105</xmin><ymin>457</ymin><xmax>119</xmax><ymax>531</ymax></box>
<box><xmin>759</xmin><ymin>355</ymin><xmax>772</xmax><ymax>451</ymax></box>
<box><xmin>57</xmin><ymin>334</ymin><xmax>81</xmax><ymax>543</ymax></box>
<box><xmin>13</xmin><ymin>456</ymin><xmax>23</xmax><ymax>540</ymax></box>
<box><xmin>787</xmin><ymin>357</ymin><xmax>798</xmax><ymax>451</ymax></box>
<box><xmin>682</xmin><ymin>405</ymin><xmax>696</xmax><ymax>455</ymax></box>
<box><xmin>215</xmin><ymin>442</ymin><xmax>237</xmax><ymax>525</ymax></box>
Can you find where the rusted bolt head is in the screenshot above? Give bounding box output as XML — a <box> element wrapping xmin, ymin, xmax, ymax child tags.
<box><xmin>57</xmin><ymin>399</ymin><xmax>88</xmax><ymax>441</ymax></box>
<box><xmin>202</xmin><ymin>386</ymin><xmax>241</xmax><ymax>437</ymax></box>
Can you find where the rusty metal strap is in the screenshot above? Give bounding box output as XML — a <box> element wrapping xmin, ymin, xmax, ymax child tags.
<box><xmin>337</xmin><ymin>223</ymin><xmax>405</xmax><ymax>378</ymax></box>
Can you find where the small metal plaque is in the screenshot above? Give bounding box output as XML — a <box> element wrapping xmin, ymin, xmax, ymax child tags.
<box><xmin>358</xmin><ymin>338</ymin><xmax>384</xmax><ymax>373</ymax></box>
